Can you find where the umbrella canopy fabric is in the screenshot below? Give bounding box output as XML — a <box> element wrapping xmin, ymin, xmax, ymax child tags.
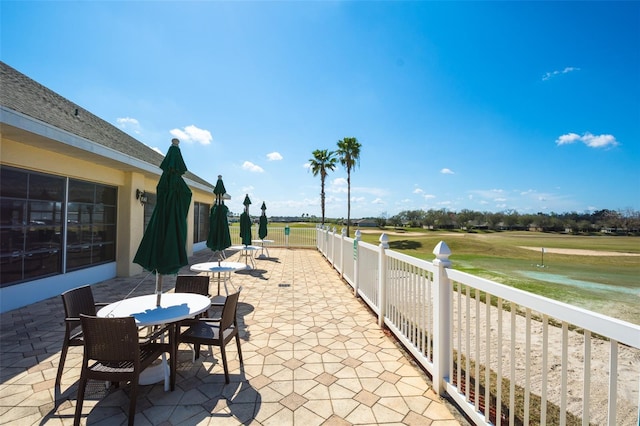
<box><xmin>258</xmin><ymin>201</ymin><xmax>268</xmax><ymax>240</ymax></box>
<box><xmin>239</xmin><ymin>194</ymin><xmax>252</xmax><ymax>246</ymax></box>
<box><xmin>206</xmin><ymin>175</ymin><xmax>232</xmax><ymax>256</ymax></box>
<box><xmin>134</xmin><ymin>138</ymin><xmax>192</xmax><ymax>276</ymax></box>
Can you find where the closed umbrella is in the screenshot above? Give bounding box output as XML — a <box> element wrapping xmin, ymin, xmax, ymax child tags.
<box><xmin>133</xmin><ymin>138</ymin><xmax>192</xmax><ymax>306</ymax></box>
<box><xmin>206</xmin><ymin>175</ymin><xmax>232</xmax><ymax>260</ymax></box>
<box><xmin>258</xmin><ymin>201</ymin><xmax>268</xmax><ymax>240</ymax></box>
<box><xmin>239</xmin><ymin>194</ymin><xmax>252</xmax><ymax>246</ymax></box>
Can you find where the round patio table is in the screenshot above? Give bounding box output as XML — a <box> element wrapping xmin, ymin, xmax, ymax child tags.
<box><xmin>97</xmin><ymin>293</ymin><xmax>211</xmax><ymax>390</ymax></box>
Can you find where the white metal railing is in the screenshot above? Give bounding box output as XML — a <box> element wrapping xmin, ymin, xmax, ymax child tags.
<box><xmin>317</xmin><ymin>226</ymin><xmax>640</xmax><ymax>426</ymax></box>
<box><xmin>227</xmin><ymin>224</ymin><xmax>317</xmax><ymax>248</ymax></box>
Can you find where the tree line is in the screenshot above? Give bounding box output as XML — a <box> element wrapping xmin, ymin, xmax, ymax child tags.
<box><xmin>379</xmin><ymin>208</ymin><xmax>640</xmax><ymax>234</ymax></box>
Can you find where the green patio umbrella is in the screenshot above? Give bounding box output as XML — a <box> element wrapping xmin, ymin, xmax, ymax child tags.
<box><xmin>133</xmin><ymin>139</ymin><xmax>192</xmax><ymax>306</ymax></box>
<box><xmin>206</xmin><ymin>175</ymin><xmax>232</xmax><ymax>260</ymax></box>
<box><xmin>258</xmin><ymin>201</ymin><xmax>268</xmax><ymax>240</ymax></box>
<box><xmin>239</xmin><ymin>194</ymin><xmax>252</xmax><ymax>246</ymax></box>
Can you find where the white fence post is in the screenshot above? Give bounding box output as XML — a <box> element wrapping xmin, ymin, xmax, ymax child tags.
<box><xmin>330</xmin><ymin>227</ymin><xmax>336</xmax><ymax>266</ymax></box>
<box><xmin>378</xmin><ymin>233</ymin><xmax>389</xmax><ymax>327</ymax></box>
<box><xmin>432</xmin><ymin>240</ymin><xmax>452</xmax><ymax>396</ymax></box>
<box><xmin>354</xmin><ymin>230</ymin><xmax>361</xmax><ymax>297</ymax></box>
<box><xmin>340</xmin><ymin>227</ymin><xmax>346</xmax><ymax>278</ymax></box>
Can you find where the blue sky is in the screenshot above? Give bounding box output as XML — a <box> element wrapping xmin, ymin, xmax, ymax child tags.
<box><xmin>2</xmin><ymin>1</ymin><xmax>638</xmax><ymax>219</ymax></box>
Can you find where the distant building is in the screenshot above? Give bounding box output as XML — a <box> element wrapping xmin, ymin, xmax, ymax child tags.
<box><xmin>356</xmin><ymin>219</ymin><xmax>378</xmax><ymax>227</ymax></box>
<box><xmin>0</xmin><ymin>62</ymin><xmax>215</xmax><ymax>312</ymax></box>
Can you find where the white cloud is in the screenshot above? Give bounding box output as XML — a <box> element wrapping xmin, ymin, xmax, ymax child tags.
<box><xmin>440</xmin><ymin>168</ymin><xmax>455</xmax><ymax>174</ymax></box>
<box><xmin>170</xmin><ymin>125</ymin><xmax>212</xmax><ymax>145</ymax></box>
<box><xmin>423</xmin><ymin>194</ymin><xmax>436</xmax><ymax>200</ymax></box>
<box><xmin>241</xmin><ymin>161</ymin><xmax>264</xmax><ymax>173</ymax></box>
<box><xmin>413</xmin><ymin>188</ymin><xmax>424</xmax><ymax>194</ymax></box>
<box><xmin>556</xmin><ymin>132</ymin><xmax>619</xmax><ymax>148</ymax></box>
<box><xmin>372</xmin><ymin>198</ymin><xmax>385</xmax><ymax>205</ymax></box>
<box><xmin>302</xmin><ymin>163</ymin><xmax>310</xmax><ymax>169</ymax></box>
<box><xmin>116</xmin><ymin>117</ymin><xmax>142</xmax><ymax>135</ymax></box>
<box><xmin>542</xmin><ymin>66</ymin><xmax>580</xmax><ymax>81</ymax></box>
<box><xmin>267</xmin><ymin>152</ymin><xmax>283</xmax><ymax>161</ymax></box>
<box><xmin>555</xmin><ymin>133</ymin><xmax>581</xmax><ymax>145</ymax></box>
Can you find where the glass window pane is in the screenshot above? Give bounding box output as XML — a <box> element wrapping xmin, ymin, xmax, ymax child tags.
<box><xmin>23</xmin><ymin>249</ymin><xmax>60</xmax><ymax>279</ymax></box>
<box><xmin>68</xmin><ymin>180</ymin><xmax>94</xmax><ymax>203</ymax></box>
<box><xmin>29</xmin><ymin>173</ymin><xmax>64</xmax><ymax>201</ymax></box>
<box><xmin>1</xmin><ymin>199</ymin><xmax>25</xmax><ymax>227</ymax></box>
<box><xmin>97</xmin><ymin>186</ymin><xmax>117</xmax><ymax>205</ymax></box>
<box><xmin>0</xmin><ymin>167</ymin><xmax>28</xmax><ymax>198</ymax></box>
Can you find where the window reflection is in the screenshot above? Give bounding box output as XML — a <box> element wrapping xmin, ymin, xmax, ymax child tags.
<box><xmin>0</xmin><ymin>167</ymin><xmax>118</xmax><ymax>286</ymax></box>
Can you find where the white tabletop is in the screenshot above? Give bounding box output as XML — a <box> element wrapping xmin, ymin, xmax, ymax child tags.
<box><xmin>97</xmin><ymin>293</ymin><xmax>211</xmax><ymax>327</ymax></box>
<box><xmin>230</xmin><ymin>245</ymin><xmax>260</xmax><ymax>251</ymax></box>
<box><xmin>190</xmin><ymin>261</ymin><xmax>248</xmax><ymax>273</ymax></box>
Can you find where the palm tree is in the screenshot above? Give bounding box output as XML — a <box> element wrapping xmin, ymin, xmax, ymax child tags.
<box><xmin>308</xmin><ymin>149</ymin><xmax>337</xmax><ymax>225</ymax></box>
<box><xmin>336</xmin><ymin>137</ymin><xmax>361</xmax><ymax>237</ymax></box>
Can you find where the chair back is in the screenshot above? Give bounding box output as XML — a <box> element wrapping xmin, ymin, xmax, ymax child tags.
<box><xmin>175</xmin><ymin>275</ymin><xmax>210</xmax><ymax>296</ymax></box>
<box><xmin>80</xmin><ymin>315</ymin><xmax>139</xmax><ymax>362</ymax></box>
<box><xmin>220</xmin><ymin>290</ymin><xmax>240</xmax><ymax>331</ymax></box>
<box><xmin>62</xmin><ymin>286</ymin><xmax>98</xmax><ymax>319</ymax></box>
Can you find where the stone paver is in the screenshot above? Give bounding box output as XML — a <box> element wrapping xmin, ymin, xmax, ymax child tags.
<box><xmin>0</xmin><ymin>247</ymin><xmax>469</xmax><ymax>425</ymax></box>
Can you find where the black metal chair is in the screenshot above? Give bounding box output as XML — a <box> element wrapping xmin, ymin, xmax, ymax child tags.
<box><xmin>73</xmin><ymin>314</ymin><xmax>171</xmax><ymax>426</ymax></box>
<box><xmin>56</xmin><ymin>285</ymin><xmax>108</xmax><ymax>398</ymax></box>
<box><xmin>179</xmin><ymin>290</ymin><xmax>243</xmax><ymax>383</ymax></box>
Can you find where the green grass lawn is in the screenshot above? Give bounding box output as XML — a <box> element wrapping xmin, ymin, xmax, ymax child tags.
<box><xmin>357</xmin><ymin>228</ymin><xmax>640</xmax><ymax>324</ymax></box>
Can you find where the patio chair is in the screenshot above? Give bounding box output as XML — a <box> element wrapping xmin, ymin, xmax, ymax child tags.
<box><xmin>73</xmin><ymin>314</ymin><xmax>171</xmax><ymax>426</ymax></box>
<box><xmin>56</xmin><ymin>285</ymin><xmax>108</xmax><ymax>398</ymax></box>
<box><xmin>174</xmin><ymin>275</ymin><xmax>210</xmax><ymax>297</ymax></box>
<box><xmin>179</xmin><ymin>289</ymin><xmax>243</xmax><ymax>384</ymax></box>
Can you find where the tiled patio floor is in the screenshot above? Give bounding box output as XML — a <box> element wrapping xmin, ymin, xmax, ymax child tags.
<box><xmin>0</xmin><ymin>247</ymin><xmax>469</xmax><ymax>425</ymax></box>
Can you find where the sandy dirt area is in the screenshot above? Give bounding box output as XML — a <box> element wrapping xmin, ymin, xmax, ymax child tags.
<box><xmin>519</xmin><ymin>246</ymin><xmax>640</xmax><ymax>257</ymax></box>
<box><xmin>358</xmin><ymin>229</ymin><xmax>424</xmax><ymax>237</ymax></box>
<box><xmin>454</xmin><ymin>296</ymin><xmax>640</xmax><ymax>425</ymax></box>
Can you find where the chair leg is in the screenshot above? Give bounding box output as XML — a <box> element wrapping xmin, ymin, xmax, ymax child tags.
<box><xmin>235</xmin><ymin>334</ymin><xmax>243</xmax><ymax>365</ymax></box>
<box><xmin>73</xmin><ymin>376</ymin><xmax>88</xmax><ymax>426</ymax></box>
<box><xmin>128</xmin><ymin>378</ymin><xmax>138</xmax><ymax>426</ymax></box>
<box><xmin>220</xmin><ymin>344</ymin><xmax>229</xmax><ymax>384</ymax></box>
<box><xmin>55</xmin><ymin>338</ymin><xmax>70</xmax><ymax>397</ymax></box>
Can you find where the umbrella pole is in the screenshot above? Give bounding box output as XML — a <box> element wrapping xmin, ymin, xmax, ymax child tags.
<box><xmin>156</xmin><ymin>273</ymin><xmax>163</xmax><ymax>306</ymax></box>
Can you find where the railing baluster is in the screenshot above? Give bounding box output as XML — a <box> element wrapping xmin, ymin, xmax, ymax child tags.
<box><xmin>541</xmin><ymin>315</ymin><xmax>548</xmax><ymax>425</ymax></box>
<box><xmin>608</xmin><ymin>339</ymin><xmax>618</xmax><ymax>426</ymax></box>
<box><xmin>525</xmin><ymin>308</ymin><xmax>531</xmax><ymax>425</ymax></box>
<box><xmin>485</xmin><ymin>293</ymin><xmax>491</xmax><ymax>421</ymax></box>
<box><xmin>561</xmin><ymin>322</ymin><xmax>568</xmax><ymax>426</ymax></box>
<box><xmin>465</xmin><ymin>284</ymin><xmax>471</xmax><ymax>403</ymax></box>
<box><xmin>497</xmin><ymin>298</ymin><xmax>503</xmax><ymax>426</ymax></box>
<box><xmin>475</xmin><ymin>287</ymin><xmax>480</xmax><ymax>413</ymax></box>
<box><xmin>457</xmin><ymin>282</ymin><xmax>462</xmax><ymax>390</ymax></box>
<box><xmin>582</xmin><ymin>330</ymin><xmax>591</xmax><ymax>426</ymax></box>
<box><xmin>510</xmin><ymin>306</ymin><xmax>516</xmax><ymax>426</ymax></box>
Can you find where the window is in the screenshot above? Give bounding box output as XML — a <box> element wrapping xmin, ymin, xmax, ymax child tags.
<box><xmin>143</xmin><ymin>192</ymin><xmax>157</xmax><ymax>230</ymax></box>
<box><xmin>193</xmin><ymin>202</ymin><xmax>210</xmax><ymax>243</ymax></box>
<box><xmin>66</xmin><ymin>179</ymin><xmax>117</xmax><ymax>270</ymax></box>
<box><xmin>1</xmin><ymin>167</ymin><xmax>65</xmax><ymax>286</ymax></box>
<box><xmin>0</xmin><ymin>167</ymin><xmax>118</xmax><ymax>287</ymax></box>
